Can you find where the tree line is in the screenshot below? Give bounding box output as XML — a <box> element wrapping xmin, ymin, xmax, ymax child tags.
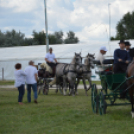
<box><xmin>111</xmin><ymin>11</ymin><xmax>134</xmax><ymax>40</ymax></box>
<box><xmin>0</xmin><ymin>30</ymin><xmax>79</xmax><ymax>47</ymax></box>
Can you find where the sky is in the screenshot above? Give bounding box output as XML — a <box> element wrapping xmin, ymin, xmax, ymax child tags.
<box><xmin>0</xmin><ymin>0</ymin><xmax>134</xmax><ymax>44</ymax></box>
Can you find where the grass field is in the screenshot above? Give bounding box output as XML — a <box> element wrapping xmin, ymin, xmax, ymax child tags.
<box><xmin>0</xmin><ymin>80</ymin><xmax>14</xmax><ymax>85</ymax></box>
<box><xmin>0</xmin><ymin>88</ymin><xmax>134</xmax><ymax>134</ymax></box>
<box><xmin>0</xmin><ymin>80</ymin><xmax>101</xmax><ymax>85</ymax></box>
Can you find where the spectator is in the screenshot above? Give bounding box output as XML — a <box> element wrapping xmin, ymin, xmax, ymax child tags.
<box><xmin>25</xmin><ymin>61</ymin><xmax>38</xmax><ymax>103</ymax></box>
<box><xmin>14</xmin><ymin>63</ymin><xmax>26</xmax><ymax>105</ymax></box>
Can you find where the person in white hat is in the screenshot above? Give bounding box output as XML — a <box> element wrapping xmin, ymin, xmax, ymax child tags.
<box><xmin>95</xmin><ymin>46</ymin><xmax>108</xmax><ymax>72</ymax></box>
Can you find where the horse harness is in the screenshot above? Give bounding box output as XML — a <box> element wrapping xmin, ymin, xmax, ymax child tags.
<box><xmin>63</xmin><ymin>64</ymin><xmax>77</xmax><ymax>75</ymax></box>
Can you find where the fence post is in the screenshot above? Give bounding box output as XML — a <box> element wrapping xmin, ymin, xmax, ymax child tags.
<box><xmin>2</xmin><ymin>68</ymin><xmax>4</xmax><ymax>80</ymax></box>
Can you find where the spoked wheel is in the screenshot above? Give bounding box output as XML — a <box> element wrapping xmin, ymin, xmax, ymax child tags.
<box><xmin>98</xmin><ymin>91</ymin><xmax>107</xmax><ymax>115</ymax></box>
<box><xmin>101</xmin><ymin>81</ymin><xmax>107</xmax><ymax>94</ymax></box>
<box><xmin>91</xmin><ymin>84</ymin><xmax>99</xmax><ymax>113</ymax></box>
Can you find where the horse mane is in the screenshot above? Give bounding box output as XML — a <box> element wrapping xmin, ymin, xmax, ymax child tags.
<box><xmin>71</xmin><ymin>56</ymin><xmax>76</xmax><ymax>64</ymax></box>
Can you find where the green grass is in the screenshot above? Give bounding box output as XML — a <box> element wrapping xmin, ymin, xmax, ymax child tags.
<box><xmin>79</xmin><ymin>80</ymin><xmax>101</xmax><ymax>85</ymax></box>
<box><xmin>0</xmin><ymin>80</ymin><xmax>14</xmax><ymax>85</ymax></box>
<box><xmin>0</xmin><ymin>88</ymin><xmax>134</xmax><ymax>134</ymax></box>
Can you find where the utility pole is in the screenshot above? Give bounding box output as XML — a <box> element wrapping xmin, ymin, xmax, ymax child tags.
<box><xmin>108</xmin><ymin>3</ymin><xmax>111</xmax><ymax>42</ymax></box>
<box><xmin>44</xmin><ymin>0</ymin><xmax>49</xmax><ymax>52</ymax></box>
<box><xmin>108</xmin><ymin>3</ymin><xmax>111</xmax><ymax>54</ymax></box>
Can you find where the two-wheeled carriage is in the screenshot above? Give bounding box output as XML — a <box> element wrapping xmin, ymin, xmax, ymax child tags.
<box><xmin>92</xmin><ymin>59</ymin><xmax>134</xmax><ymax>115</ymax></box>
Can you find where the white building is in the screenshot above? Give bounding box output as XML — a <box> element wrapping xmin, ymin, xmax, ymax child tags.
<box><xmin>0</xmin><ymin>40</ymin><xmax>133</xmax><ymax>80</ymax></box>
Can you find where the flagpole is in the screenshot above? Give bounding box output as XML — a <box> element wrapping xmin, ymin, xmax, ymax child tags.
<box><xmin>44</xmin><ymin>0</ymin><xmax>49</xmax><ymax>52</ymax></box>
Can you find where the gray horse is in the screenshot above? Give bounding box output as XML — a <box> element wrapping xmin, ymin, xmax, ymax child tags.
<box><xmin>75</xmin><ymin>53</ymin><xmax>95</xmax><ymax>96</ymax></box>
<box><xmin>56</xmin><ymin>53</ymin><xmax>82</xmax><ymax>96</ymax></box>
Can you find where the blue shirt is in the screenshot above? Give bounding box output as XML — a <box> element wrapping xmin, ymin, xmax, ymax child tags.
<box><xmin>114</xmin><ymin>49</ymin><xmax>130</xmax><ymax>64</ymax></box>
<box><xmin>127</xmin><ymin>50</ymin><xmax>133</xmax><ymax>62</ymax></box>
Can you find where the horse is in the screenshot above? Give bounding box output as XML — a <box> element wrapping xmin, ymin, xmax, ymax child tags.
<box><xmin>75</xmin><ymin>53</ymin><xmax>95</xmax><ymax>96</ymax></box>
<box><xmin>55</xmin><ymin>53</ymin><xmax>82</xmax><ymax>96</ymax></box>
<box><xmin>126</xmin><ymin>48</ymin><xmax>134</xmax><ymax>118</ymax></box>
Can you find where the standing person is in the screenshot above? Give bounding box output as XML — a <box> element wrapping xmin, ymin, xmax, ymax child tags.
<box><xmin>25</xmin><ymin>61</ymin><xmax>38</xmax><ymax>103</ymax></box>
<box><xmin>125</xmin><ymin>41</ymin><xmax>133</xmax><ymax>61</ymax></box>
<box><xmin>14</xmin><ymin>63</ymin><xmax>26</xmax><ymax>105</ymax></box>
<box><xmin>113</xmin><ymin>40</ymin><xmax>130</xmax><ymax>73</ymax></box>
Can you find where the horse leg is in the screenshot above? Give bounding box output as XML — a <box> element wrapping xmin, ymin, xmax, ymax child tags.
<box><xmin>69</xmin><ymin>81</ymin><xmax>75</xmax><ymax>96</ymax></box>
<box><xmin>82</xmin><ymin>77</ymin><xmax>88</xmax><ymax>96</ymax></box>
<box><xmin>63</xmin><ymin>76</ymin><xmax>67</xmax><ymax>96</ymax></box>
<box><xmin>129</xmin><ymin>88</ymin><xmax>134</xmax><ymax>118</ymax></box>
<box><xmin>68</xmin><ymin>76</ymin><xmax>75</xmax><ymax>96</ymax></box>
<box><xmin>87</xmin><ymin>76</ymin><xmax>92</xmax><ymax>91</ymax></box>
<box><xmin>75</xmin><ymin>78</ymin><xmax>80</xmax><ymax>95</ymax></box>
<box><xmin>55</xmin><ymin>84</ymin><xmax>58</xmax><ymax>94</ymax></box>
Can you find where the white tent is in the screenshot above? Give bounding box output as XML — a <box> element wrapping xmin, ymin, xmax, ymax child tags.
<box><xmin>0</xmin><ymin>40</ymin><xmax>134</xmax><ymax>80</ymax></box>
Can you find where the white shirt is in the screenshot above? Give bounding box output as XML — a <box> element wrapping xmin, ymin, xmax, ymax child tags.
<box><xmin>14</xmin><ymin>70</ymin><xmax>26</xmax><ymax>87</ymax></box>
<box><xmin>25</xmin><ymin>65</ymin><xmax>38</xmax><ymax>84</ymax></box>
<box><xmin>45</xmin><ymin>52</ymin><xmax>56</xmax><ymax>62</ymax></box>
<box><xmin>96</xmin><ymin>52</ymin><xmax>105</xmax><ymax>65</ymax></box>
<box><xmin>95</xmin><ymin>52</ymin><xmax>106</xmax><ymax>72</ymax></box>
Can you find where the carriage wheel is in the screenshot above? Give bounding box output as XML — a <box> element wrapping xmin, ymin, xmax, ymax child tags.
<box><xmin>101</xmin><ymin>81</ymin><xmax>107</xmax><ymax>94</ymax></box>
<box><xmin>91</xmin><ymin>84</ymin><xmax>98</xmax><ymax>113</ymax></box>
<box><xmin>98</xmin><ymin>91</ymin><xmax>107</xmax><ymax>115</ymax></box>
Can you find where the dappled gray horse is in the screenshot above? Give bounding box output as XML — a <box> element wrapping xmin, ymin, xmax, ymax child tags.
<box><xmin>56</xmin><ymin>53</ymin><xmax>82</xmax><ymax>96</ymax></box>
<box><xmin>76</xmin><ymin>53</ymin><xmax>95</xmax><ymax>96</ymax></box>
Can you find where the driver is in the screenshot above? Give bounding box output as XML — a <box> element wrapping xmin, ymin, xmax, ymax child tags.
<box><xmin>45</xmin><ymin>47</ymin><xmax>58</xmax><ymax>74</ymax></box>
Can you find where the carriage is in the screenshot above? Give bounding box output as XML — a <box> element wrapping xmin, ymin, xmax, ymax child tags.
<box><xmin>91</xmin><ymin>59</ymin><xmax>134</xmax><ymax>115</ymax></box>
<box><xmin>37</xmin><ymin>63</ymin><xmax>55</xmax><ymax>95</ymax></box>
<box><xmin>37</xmin><ymin>53</ymin><xmax>94</xmax><ymax>96</ymax></box>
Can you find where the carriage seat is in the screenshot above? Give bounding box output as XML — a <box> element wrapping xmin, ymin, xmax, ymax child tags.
<box><xmin>93</xmin><ymin>59</ymin><xmax>114</xmax><ymax>65</ymax></box>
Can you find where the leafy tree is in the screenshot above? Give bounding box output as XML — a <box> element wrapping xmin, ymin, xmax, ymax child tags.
<box><xmin>0</xmin><ymin>29</ymin><xmax>79</xmax><ymax>47</ymax></box>
<box><xmin>0</xmin><ymin>29</ymin><xmax>25</xmax><ymax>47</ymax></box>
<box><xmin>112</xmin><ymin>11</ymin><xmax>134</xmax><ymax>40</ymax></box>
<box><xmin>32</xmin><ymin>30</ymin><xmax>45</xmax><ymax>45</ymax></box>
<box><xmin>54</xmin><ymin>31</ymin><xmax>63</xmax><ymax>44</ymax></box>
<box><xmin>64</xmin><ymin>31</ymin><xmax>79</xmax><ymax>44</ymax></box>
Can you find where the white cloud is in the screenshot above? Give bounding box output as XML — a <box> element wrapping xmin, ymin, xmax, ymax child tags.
<box><xmin>0</xmin><ymin>0</ymin><xmax>39</xmax><ymax>12</ymax></box>
<box><xmin>1</xmin><ymin>0</ymin><xmax>134</xmax><ymax>43</ymax></box>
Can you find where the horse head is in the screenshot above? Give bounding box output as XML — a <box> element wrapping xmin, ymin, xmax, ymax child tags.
<box><xmin>74</xmin><ymin>52</ymin><xmax>82</xmax><ymax>66</ymax></box>
<box><xmin>85</xmin><ymin>53</ymin><xmax>95</xmax><ymax>69</ymax></box>
<box><xmin>73</xmin><ymin>52</ymin><xmax>83</xmax><ymax>74</ymax></box>
<box><xmin>87</xmin><ymin>53</ymin><xmax>95</xmax><ymax>59</ymax></box>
